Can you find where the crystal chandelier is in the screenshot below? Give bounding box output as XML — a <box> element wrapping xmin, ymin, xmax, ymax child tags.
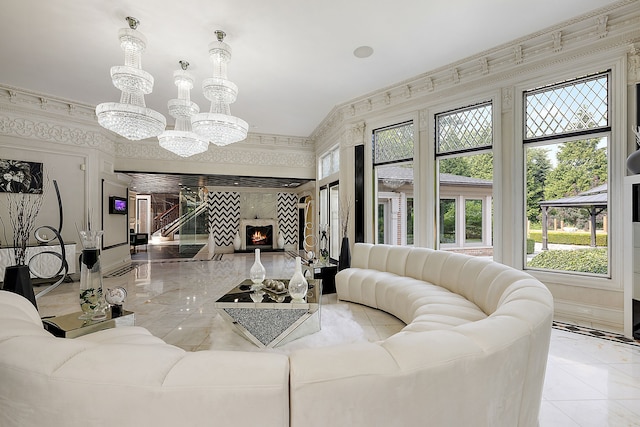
<box><xmin>158</xmin><ymin>61</ymin><xmax>209</xmax><ymax>157</ymax></box>
<box><xmin>192</xmin><ymin>30</ymin><xmax>249</xmax><ymax>146</ymax></box>
<box><xmin>96</xmin><ymin>17</ymin><xmax>166</xmax><ymax>141</ymax></box>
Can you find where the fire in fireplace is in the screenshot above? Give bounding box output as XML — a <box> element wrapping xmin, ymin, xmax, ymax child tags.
<box><xmin>246</xmin><ymin>225</ymin><xmax>273</xmax><ymax>248</ymax></box>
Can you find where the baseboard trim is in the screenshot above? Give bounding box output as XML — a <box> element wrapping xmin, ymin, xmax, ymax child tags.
<box><xmin>553</xmin><ymin>298</ymin><xmax>623</xmax><ymax>334</ymax></box>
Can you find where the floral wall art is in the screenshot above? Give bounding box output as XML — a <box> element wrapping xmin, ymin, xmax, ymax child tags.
<box><xmin>0</xmin><ymin>159</ymin><xmax>44</xmax><ymax>193</ymax></box>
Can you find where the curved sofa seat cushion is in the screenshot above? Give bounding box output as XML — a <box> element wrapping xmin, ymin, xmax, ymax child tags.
<box><xmin>0</xmin><ymin>290</ymin><xmax>290</xmax><ymax>427</ymax></box>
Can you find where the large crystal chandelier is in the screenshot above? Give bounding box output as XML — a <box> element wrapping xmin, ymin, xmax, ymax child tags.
<box><xmin>158</xmin><ymin>61</ymin><xmax>209</xmax><ymax>157</ymax></box>
<box><xmin>96</xmin><ymin>17</ymin><xmax>166</xmax><ymax>140</ymax></box>
<box><xmin>192</xmin><ymin>30</ymin><xmax>248</xmax><ymax>146</ymax></box>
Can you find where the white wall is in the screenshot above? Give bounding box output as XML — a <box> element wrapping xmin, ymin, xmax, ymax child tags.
<box><xmin>0</xmin><ymin>94</ymin><xmax>132</xmax><ymax>273</ymax></box>
<box><xmin>0</xmin><ymin>135</ymin><xmax>86</xmax><ymax>255</ymax></box>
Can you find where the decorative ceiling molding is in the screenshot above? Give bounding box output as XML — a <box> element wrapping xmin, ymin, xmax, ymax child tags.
<box><xmin>241</xmin><ymin>133</ymin><xmax>315</xmax><ymax>151</ymax></box>
<box><xmin>115</xmin><ymin>138</ymin><xmax>315</xmax><ymax>168</ymax></box>
<box><xmin>310</xmin><ymin>0</ymin><xmax>640</xmax><ymax>144</ymax></box>
<box><xmin>0</xmin><ymin>113</ymin><xmax>113</xmax><ymax>152</ymax></box>
<box><xmin>628</xmin><ymin>42</ymin><xmax>640</xmax><ymax>82</ymax></box>
<box><xmin>0</xmin><ymin>83</ymin><xmax>316</xmax><ymax>156</ymax></box>
<box><xmin>0</xmin><ymin>85</ymin><xmax>96</xmax><ymax>122</ymax></box>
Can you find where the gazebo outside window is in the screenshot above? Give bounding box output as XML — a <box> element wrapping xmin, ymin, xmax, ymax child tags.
<box><xmin>538</xmin><ymin>183</ymin><xmax>607</xmax><ymax>250</ymax></box>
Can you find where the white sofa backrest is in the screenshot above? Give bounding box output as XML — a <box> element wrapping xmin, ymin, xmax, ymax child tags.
<box><xmin>351</xmin><ymin>243</ymin><xmax>541</xmax><ymax>316</ymax></box>
<box><xmin>384</xmin><ymin>244</ymin><xmax>412</xmax><ymax>276</ymax></box>
<box><xmin>351</xmin><ymin>242</ymin><xmax>372</xmax><ymax>268</ymax></box>
<box><xmin>404</xmin><ymin>246</ymin><xmax>433</xmax><ymax>279</ymax></box>
<box><xmin>368</xmin><ymin>244</ymin><xmax>392</xmax><ymax>272</ymax></box>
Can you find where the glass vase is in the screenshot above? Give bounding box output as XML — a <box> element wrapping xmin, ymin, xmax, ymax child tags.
<box><xmin>250</xmin><ymin>248</ymin><xmax>266</xmax><ymax>285</ymax></box>
<box><xmin>288</xmin><ymin>256</ymin><xmax>308</xmax><ymax>302</ymax></box>
<box><xmin>319</xmin><ymin>225</ymin><xmax>329</xmax><ymax>265</ymax></box>
<box><xmin>78</xmin><ymin>230</ymin><xmax>107</xmax><ymax>320</ymax></box>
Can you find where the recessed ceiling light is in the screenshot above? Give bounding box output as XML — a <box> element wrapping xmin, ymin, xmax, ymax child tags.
<box><xmin>353</xmin><ymin>46</ymin><xmax>374</xmax><ymax>59</ymax></box>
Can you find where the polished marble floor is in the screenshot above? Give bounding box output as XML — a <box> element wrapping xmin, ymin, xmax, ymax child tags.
<box><xmin>35</xmin><ymin>250</ymin><xmax>640</xmax><ymax>427</ymax></box>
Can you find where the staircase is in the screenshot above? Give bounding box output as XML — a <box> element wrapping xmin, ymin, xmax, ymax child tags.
<box><xmin>154</xmin><ymin>197</ymin><xmax>208</xmax><ymax>238</ymax></box>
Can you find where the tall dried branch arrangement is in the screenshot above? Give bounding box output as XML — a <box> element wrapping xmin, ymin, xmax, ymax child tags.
<box><xmin>2</xmin><ymin>191</ymin><xmax>45</xmax><ymax>266</ymax></box>
<box><xmin>340</xmin><ymin>198</ymin><xmax>352</xmax><ymax>238</ymax></box>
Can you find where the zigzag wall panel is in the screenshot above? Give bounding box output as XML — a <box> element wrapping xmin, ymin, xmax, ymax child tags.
<box><xmin>277</xmin><ymin>193</ymin><xmax>298</xmax><ymax>246</ymax></box>
<box><xmin>208</xmin><ymin>192</ymin><xmax>240</xmax><ymax>246</ymax></box>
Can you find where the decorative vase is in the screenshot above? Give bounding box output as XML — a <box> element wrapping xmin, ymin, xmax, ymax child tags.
<box><xmin>627</xmin><ymin>149</ymin><xmax>640</xmax><ymax>174</ymax></box>
<box><xmin>319</xmin><ymin>227</ymin><xmax>329</xmax><ymax>265</ymax></box>
<box><xmin>2</xmin><ymin>264</ymin><xmax>37</xmax><ymax>309</ymax></box>
<box><xmin>78</xmin><ymin>230</ymin><xmax>107</xmax><ymax>320</ymax></box>
<box><xmin>250</xmin><ymin>248</ymin><xmax>266</xmax><ymax>285</ymax></box>
<box><xmin>288</xmin><ymin>256</ymin><xmax>308</xmax><ymax>301</ymax></box>
<box><xmin>338</xmin><ymin>236</ymin><xmax>351</xmax><ymax>271</ymax></box>
<box><xmin>233</xmin><ymin>231</ymin><xmax>241</xmax><ymax>251</ymax></box>
<box><xmin>105</xmin><ymin>286</ymin><xmax>127</xmax><ymax>317</ymax></box>
<box><xmin>277</xmin><ymin>232</ymin><xmax>285</xmax><ymax>250</ymax></box>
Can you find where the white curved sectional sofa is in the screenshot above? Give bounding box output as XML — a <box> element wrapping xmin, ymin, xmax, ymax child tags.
<box><xmin>0</xmin><ymin>243</ymin><xmax>553</xmax><ymax>427</ymax></box>
<box><xmin>290</xmin><ymin>244</ymin><xmax>553</xmax><ymax>427</ymax></box>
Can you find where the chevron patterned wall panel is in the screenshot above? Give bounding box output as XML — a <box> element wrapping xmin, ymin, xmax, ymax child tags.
<box><xmin>277</xmin><ymin>192</ymin><xmax>298</xmax><ymax>246</ymax></box>
<box><xmin>208</xmin><ymin>192</ymin><xmax>240</xmax><ymax>246</ymax></box>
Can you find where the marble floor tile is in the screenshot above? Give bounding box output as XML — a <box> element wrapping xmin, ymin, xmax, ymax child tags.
<box><xmin>539</xmin><ymin>401</ymin><xmax>581</xmax><ymax>427</ymax></box>
<box><xmin>33</xmin><ymin>249</ymin><xmax>640</xmax><ymax>427</ymax></box>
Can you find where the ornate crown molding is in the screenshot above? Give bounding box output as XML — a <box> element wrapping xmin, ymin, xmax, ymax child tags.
<box><xmin>310</xmin><ymin>0</ymin><xmax>640</xmax><ymax>145</ymax></box>
<box><xmin>629</xmin><ymin>41</ymin><xmax>640</xmax><ymax>83</ymax></box>
<box><xmin>0</xmin><ymin>84</ymin><xmax>316</xmax><ymax>155</ymax></box>
<box><xmin>115</xmin><ymin>138</ymin><xmax>315</xmax><ymax>168</ymax></box>
<box><xmin>0</xmin><ymin>85</ymin><xmax>97</xmax><ymax>122</ymax></box>
<box><xmin>241</xmin><ymin>133</ymin><xmax>315</xmax><ymax>151</ymax></box>
<box><xmin>0</xmin><ymin>113</ymin><xmax>113</xmax><ymax>152</ymax></box>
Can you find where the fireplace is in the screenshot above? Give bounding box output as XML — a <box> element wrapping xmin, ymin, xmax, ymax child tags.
<box><xmin>246</xmin><ymin>225</ymin><xmax>273</xmax><ymax>250</ymax></box>
<box><xmin>239</xmin><ymin>219</ymin><xmax>278</xmax><ymax>251</ymax></box>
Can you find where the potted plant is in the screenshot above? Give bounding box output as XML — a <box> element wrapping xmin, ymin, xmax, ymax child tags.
<box><xmin>1</xmin><ymin>189</ymin><xmax>45</xmax><ymax>308</ymax></box>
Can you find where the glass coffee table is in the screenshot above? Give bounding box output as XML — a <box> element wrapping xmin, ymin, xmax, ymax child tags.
<box><xmin>214</xmin><ymin>279</ymin><xmax>321</xmax><ymax>348</ymax></box>
<box><xmin>42</xmin><ymin>309</ymin><xmax>135</xmax><ymax>338</ymax></box>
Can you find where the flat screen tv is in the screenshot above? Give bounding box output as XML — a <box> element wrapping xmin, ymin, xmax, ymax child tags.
<box><xmin>109</xmin><ymin>196</ymin><xmax>128</xmax><ymax>215</ymax></box>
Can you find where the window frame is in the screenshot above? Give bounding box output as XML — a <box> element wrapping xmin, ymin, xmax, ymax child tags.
<box><xmin>372</xmin><ymin>121</ymin><xmax>415</xmax><ymax>245</ymax></box>
<box><xmin>522</xmin><ymin>71</ymin><xmax>611</xmax><ymax>278</ymax></box>
<box><xmin>434</xmin><ymin>101</ymin><xmax>494</xmax><ymax>254</ymax></box>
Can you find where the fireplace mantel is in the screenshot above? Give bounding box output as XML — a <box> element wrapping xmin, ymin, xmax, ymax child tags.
<box><xmin>239</xmin><ymin>219</ymin><xmax>278</xmax><ymax>250</ymax></box>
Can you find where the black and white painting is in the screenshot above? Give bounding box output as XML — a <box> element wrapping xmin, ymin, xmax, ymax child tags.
<box><xmin>0</xmin><ymin>159</ymin><xmax>44</xmax><ymax>193</ymax></box>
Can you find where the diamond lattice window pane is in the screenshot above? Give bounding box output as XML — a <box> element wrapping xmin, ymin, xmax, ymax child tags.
<box><xmin>320</xmin><ymin>147</ymin><xmax>340</xmax><ymax>179</ymax></box>
<box><xmin>321</xmin><ymin>154</ymin><xmax>331</xmax><ymax>178</ymax></box>
<box><xmin>331</xmin><ymin>148</ymin><xmax>340</xmax><ymax>175</ymax></box>
<box><xmin>436</xmin><ymin>103</ymin><xmax>492</xmax><ymax>155</ymax></box>
<box><xmin>373</xmin><ymin>122</ymin><xmax>414</xmax><ymax>165</ymax></box>
<box><xmin>525</xmin><ymin>74</ymin><xmax>608</xmax><ymax>140</ymax></box>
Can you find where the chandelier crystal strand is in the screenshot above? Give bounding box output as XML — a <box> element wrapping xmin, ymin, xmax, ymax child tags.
<box><xmin>158</xmin><ymin>61</ymin><xmax>209</xmax><ymax>157</ymax></box>
<box><xmin>192</xmin><ymin>30</ymin><xmax>248</xmax><ymax>146</ymax></box>
<box><xmin>96</xmin><ymin>17</ymin><xmax>166</xmax><ymax>140</ymax></box>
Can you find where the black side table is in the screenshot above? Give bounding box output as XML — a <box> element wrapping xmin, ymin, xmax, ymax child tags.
<box><xmin>303</xmin><ymin>263</ymin><xmax>338</xmax><ymax>294</ymax></box>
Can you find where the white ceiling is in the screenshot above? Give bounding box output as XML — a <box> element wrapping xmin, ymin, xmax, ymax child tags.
<box><xmin>0</xmin><ymin>0</ymin><xmax>620</xmax><ymax>138</ymax></box>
